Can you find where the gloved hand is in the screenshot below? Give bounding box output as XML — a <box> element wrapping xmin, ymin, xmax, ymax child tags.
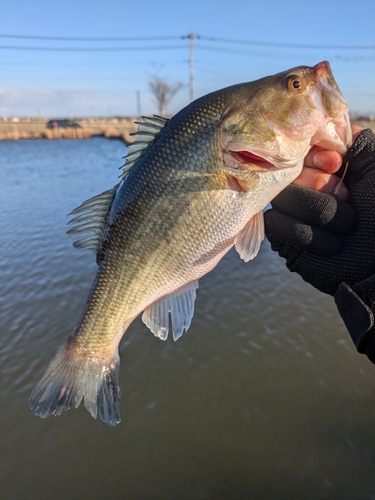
<box><xmin>264</xmin><ymin>128</ymin><xmax>375</xmax><ymax>362</ymax></box>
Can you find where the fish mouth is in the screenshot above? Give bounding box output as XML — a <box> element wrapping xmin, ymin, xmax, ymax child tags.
<box><xmin>226</xmin><ymin>149</ymin><xmax>277</xmax><ymax>171</ymax></box>
<box><xmin>309</xmin><ymin>61</ymin><xmax>352</xmax><ymax>153</ymax></box>
<box><xmin>311</xmin><ymin>113</ymin><xmax>352</xmax><ymax>154</ymax></box>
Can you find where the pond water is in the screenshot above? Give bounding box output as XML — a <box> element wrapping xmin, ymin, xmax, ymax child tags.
<box><xmin>1</xmin><ymin>138</ymin><xmax>374</xmax><ymax>499</ymax></box>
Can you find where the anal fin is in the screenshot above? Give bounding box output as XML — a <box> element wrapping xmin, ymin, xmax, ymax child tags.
<box><xmin>235</xmin><ymin>212</ymin><xmax>264</xmax><ymax>262</ymax></box>
<box><xmin>142</xmin><ymin>281</ymin><xmax>199</xmax><ymax>341</ymax></box>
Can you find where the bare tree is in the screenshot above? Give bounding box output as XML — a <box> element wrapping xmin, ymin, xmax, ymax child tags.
<box><xmin>148</xmin><ymin>74</ymin><xmax>184</xmax><ymax>116</ymax></box>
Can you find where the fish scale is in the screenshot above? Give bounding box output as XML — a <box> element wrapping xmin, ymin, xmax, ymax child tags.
<box><xmin>29</xmin><ymin>61</ymin><xmax>352</xmax><ymax>425</ymax></box>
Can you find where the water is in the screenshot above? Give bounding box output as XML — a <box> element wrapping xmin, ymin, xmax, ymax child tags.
<box><xmin>1</xmin><ymin>138</ymin><xmax>375</xmax><ymax>499</ymax></box>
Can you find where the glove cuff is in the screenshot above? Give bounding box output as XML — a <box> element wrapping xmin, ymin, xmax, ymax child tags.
<box><xmin>334</xmin><ymin>279</ymin><xmax>375</xmax><ymax>355</ymax></box>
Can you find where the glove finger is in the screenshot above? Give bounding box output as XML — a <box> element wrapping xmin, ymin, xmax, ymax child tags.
<box><xmin>264</xmin><ymin>209</ymin><xmax>345</xmax><ymax>257</ymax></box>
<box><xmin>270</xmin><ymin>185</ymin><xmax>356</xmax><ymax>235</ymax></box>
<box><xmin>286</xmin><ymin>250</ymin><xmax>341</xmax><ymax>296</ymax></box>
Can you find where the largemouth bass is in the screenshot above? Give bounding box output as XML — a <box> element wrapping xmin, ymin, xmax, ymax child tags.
<box><xmin>29</xmin><ymin>61</ymin><xmax>351</xmax><ymax>426</ymax></box>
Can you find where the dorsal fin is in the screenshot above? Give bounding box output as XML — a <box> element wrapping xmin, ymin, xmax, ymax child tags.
<box><xmin>120</xmin><ymin>115</ymin><xmax>169</xmax><ymax>179</ymax></box>
<box><xmin>67</xmin><ymin>116</ymin><xmax>168</xmax><ymax>255</ymax></box>
<box><xmin>67</xmin><ymin>186</ymin><xmax>118</xmax><ymax>253</ymax></box>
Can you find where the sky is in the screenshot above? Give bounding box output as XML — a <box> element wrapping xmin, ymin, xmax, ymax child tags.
<box><xmin>1</xmin><ymin>0</ymin><xmax>374</xmax><ymax>118</ymax></box>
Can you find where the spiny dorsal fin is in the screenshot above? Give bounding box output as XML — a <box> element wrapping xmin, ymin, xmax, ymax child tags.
<box><xmin>120</xmin><ymin>115</ymin><xmax>169</xmax><ymax>179</ymax></box>
<box><xmin>67</xmin><ymin>186</ymin><xmax>118</xmax><ymax>253</ymax></box>
<box><xmin>67</xmin><ymin>116</ymin><xmax>168</xmax><ymax>254</ymax></box>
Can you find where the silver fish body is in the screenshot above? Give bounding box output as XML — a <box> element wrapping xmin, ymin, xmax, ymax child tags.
<box><xmin>30</xmin><ymin>61</ymin><xmax>351</xmax><ymax>425</ymax></box>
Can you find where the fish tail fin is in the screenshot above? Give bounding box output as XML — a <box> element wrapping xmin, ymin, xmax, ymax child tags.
<box><xmin>29</xmin><ymin>339</ymin><xmax>121</xmax><ymax>426</ymax></box>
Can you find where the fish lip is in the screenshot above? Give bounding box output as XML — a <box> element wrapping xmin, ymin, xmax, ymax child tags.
<box><xmin>314</xmin><ymin>61</ymin><xmax>347</xmax><ymax>109</ymax></box>
<box><xmin>226</xmin><ymin>149</ymin><xmax>278</xmax><ymax>171</ymax></box>
<box><xmin>308</xmin><ymin>62</ymin><xmax>353</xmax><ymax>152</ymax></box>
<box><xmin>308</xmin><ymin>90</ymin><xmax>352</xmax><ymax>153</ymax></box>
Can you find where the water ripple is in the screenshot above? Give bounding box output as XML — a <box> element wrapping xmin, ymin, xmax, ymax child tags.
<box><xmin>1</xmin><ymin>138</ymin><xmax>375</xmax><ymax>499</ymax></box>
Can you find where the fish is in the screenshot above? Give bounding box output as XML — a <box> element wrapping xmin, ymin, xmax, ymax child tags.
<box><xmin>29</xmin><ymin>61</ymin><xmax>352</xmax><ymax>426</ymax></box>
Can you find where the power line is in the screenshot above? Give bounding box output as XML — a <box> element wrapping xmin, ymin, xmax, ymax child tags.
<box><xmin>1</xmin><ymin>33</ymin><xmax>373</xmax><ymax>50</ymax></box>
<box><xmin>0</xmin><ymin>44</ymin><xmax>186</xmax><ymax>51</ymax></box>
<box><xmin>0</xmin><ymin>60</ymin><xmax>187</xmax><ymax>67</ymax></box>
<box><xmin>197</xmin><ymin>44</ymin><xmax>375</xmax><ymax>60</ymax></box>
<box><xmin>0</xmin><ymin>34</ymin><xmax>182</xmax><ymax>41</ymax></box>
<box><xmin>200</xmin><ymin>36</ymin><xmax>375</xmax><ymax>50</ymax></box>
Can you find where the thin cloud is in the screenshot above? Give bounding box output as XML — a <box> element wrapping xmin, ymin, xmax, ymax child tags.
<box><xmin>0</xmin><ymin>88</ymin><xmax>127</xmax><ymax>117</ymax></box>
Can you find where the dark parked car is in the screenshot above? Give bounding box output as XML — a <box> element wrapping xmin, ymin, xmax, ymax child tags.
<box><xmin>46</xmin><ymin>119</ymin><xmax>82</xmax><ymax>129</ymax></box>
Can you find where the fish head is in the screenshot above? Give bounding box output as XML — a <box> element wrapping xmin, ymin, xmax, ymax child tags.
<box><xmin>221</xmin><ymin>61</ymin><xmax>352</xmax><ymax>174</ymax></box>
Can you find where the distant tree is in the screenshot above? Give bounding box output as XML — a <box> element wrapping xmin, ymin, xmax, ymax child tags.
<box><xmin>148</xmin><ymin>74</ymin><xmax>184</xmax><ymax>116</ymax></box>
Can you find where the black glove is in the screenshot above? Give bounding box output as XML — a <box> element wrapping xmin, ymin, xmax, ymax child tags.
<box><xmin>264</xmin><ymin>129</ymin><xmax>375</xmax><ymax>362</ymax></box>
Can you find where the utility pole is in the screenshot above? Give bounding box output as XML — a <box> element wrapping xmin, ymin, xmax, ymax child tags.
<box><xmin>183</xmin><ymin>33</ymin><xmax>200</xmax><ymax>103</ymax></box>
<box><xmin>136</xmin><ymin>89</ymin><xmax>141</xmax><ymax>117</ymax></box>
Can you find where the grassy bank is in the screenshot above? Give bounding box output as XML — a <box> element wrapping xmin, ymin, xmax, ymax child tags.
<box><xmin>0</xmin><ymin>118</ymin><xmax>373</xmax><ymax>144</ymax></box>
<box><xmin>0</xmin><ymin>118</ymin><xmax>138</xmax><ymax>143</ymax></box>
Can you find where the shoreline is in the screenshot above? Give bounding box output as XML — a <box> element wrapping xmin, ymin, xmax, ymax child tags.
<box><xmin>0</xmin><ymin>118</ymin><xmax>373</xmax><ymax>144</ymax></box>
<box><xmin>0</xmin><ymin>118</ymin><xmax>138</xmax><ymax>144</ymax></box>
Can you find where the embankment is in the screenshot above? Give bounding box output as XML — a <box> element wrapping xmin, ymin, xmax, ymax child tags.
<box><xmin>0</xmin><ymin>118</ymin><xmax>373</xmax><ymax>144</ymax></box>
<box><xmin>0</xmin><ymin>118</ymin><xmax>138</xmax><ymax>144</ymax></box>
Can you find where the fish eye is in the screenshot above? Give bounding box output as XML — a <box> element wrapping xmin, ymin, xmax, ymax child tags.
<box><xmin>286</xmin><ymin>75</ymin><xmax>305</xmax><ymax>92</ymax></box>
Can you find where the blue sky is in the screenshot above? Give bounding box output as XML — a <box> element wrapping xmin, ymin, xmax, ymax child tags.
<box><xmin>1</xmin><ymin>0</ymin><xmax>374</xmax><ymax>117</ymax></box>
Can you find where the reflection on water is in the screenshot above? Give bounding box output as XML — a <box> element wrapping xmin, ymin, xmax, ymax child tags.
<box><xmin>0</xmin><ymin>138</ymin><xmax>375</xmax><ymax>499</ymax></box>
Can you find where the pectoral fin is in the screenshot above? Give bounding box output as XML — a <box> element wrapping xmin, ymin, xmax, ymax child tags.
<box><xmin>142</xmin><ymin>281</ymin><xmax>199</xmax><ymax>341</ymax></box>
<box><xmin>235</xmin><ymin>212</ymin><xmax>264</xmax><ymax>262</ymax></box>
